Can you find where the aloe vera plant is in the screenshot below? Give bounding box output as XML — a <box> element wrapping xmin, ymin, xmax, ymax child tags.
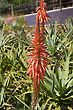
<box><xmin>0</xmin><ymin>10</ymin><xmax>73</xmax><ymax>110</ymax></box>
<box><xmin>0</xmin><ymin>18</ymin><xmax>32</xmax><ymax>110</ymax></box>
<box><xmin>41</xmin><ymin>50</ymin><xmax>73</xmax><ymax>110</ymax></box>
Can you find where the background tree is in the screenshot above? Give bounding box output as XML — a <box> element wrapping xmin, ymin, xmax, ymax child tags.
<box><xmin>0</xmin><ymin>0</ymin><xmax>9</xmax><ymax>13</ymax></box>
<box><xmin>7</xmin><ymin>0</ymin><xmax>32</xmax><ymax>16</ymax></box>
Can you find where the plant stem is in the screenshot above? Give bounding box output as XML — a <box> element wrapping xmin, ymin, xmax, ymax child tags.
<box><xmin>32</xmin><ymin>78</ymin><xmax>40</xmax><ymax>110</ymax></box>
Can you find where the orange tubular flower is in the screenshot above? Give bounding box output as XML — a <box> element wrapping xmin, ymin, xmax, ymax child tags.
<box><xmin>27</xmin><ymin>0</ymin><xmax>49</xmax><ymax>109</ymax></box>
<box><xmin>28</xmin><ymin>31</ymin><xmax>48</xmax><ymax>83</ymax></box>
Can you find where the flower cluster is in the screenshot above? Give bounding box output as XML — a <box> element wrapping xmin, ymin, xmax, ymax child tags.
<box><xmin>28</xmin><ymin>0</ymin><xmax>49</xmax><ymax>84</ymax></box>
<box><xmin>36</xmin><ymin>0</ymin><xmax>49</xmax><ymax>24</ymax></box>
<box><xmin>28</xmin><ymin>31</ymin><xmax>48</xmax><ymax>83</ymax></box>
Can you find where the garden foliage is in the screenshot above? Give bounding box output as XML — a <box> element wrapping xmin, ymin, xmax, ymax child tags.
<box><xmin>0</xmin><ymin>16</ymin><xmax>73</xmax><ymax>110</ymax></box>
